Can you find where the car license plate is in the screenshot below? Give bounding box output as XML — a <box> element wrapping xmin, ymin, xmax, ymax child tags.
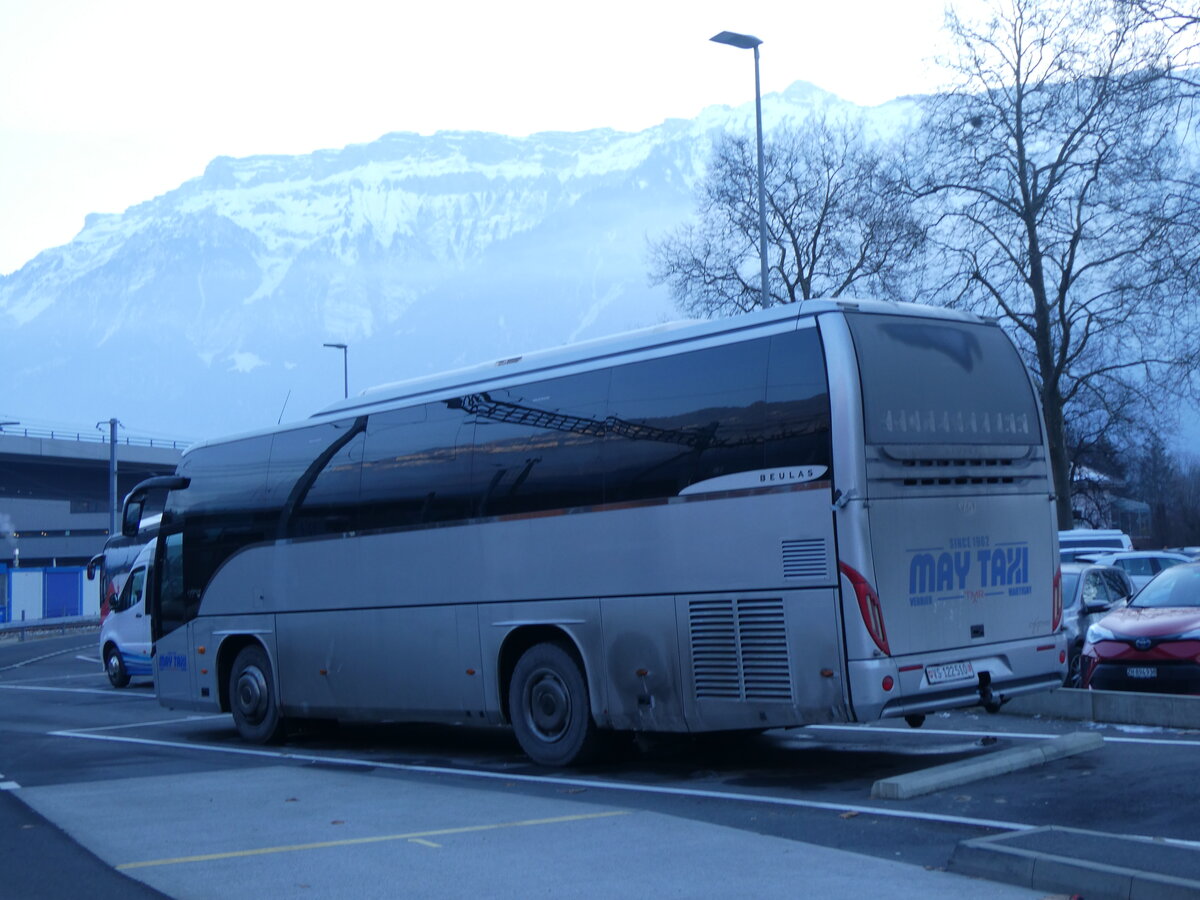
<box><xmin>1127</xmin><ymin>666</ymin><xmax>1158</xmax><ymax>679</ymax></box>
<box><xmin>926</xmin><ymin>661</ymin><xmax>975</xmax><ymax>684</ymax></box>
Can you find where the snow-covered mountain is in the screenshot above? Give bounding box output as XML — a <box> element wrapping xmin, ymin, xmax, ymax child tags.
<box><xmin>0</xmin><ymin>82</ymin><xmax>897</xmax><ymax>442</ymax></box>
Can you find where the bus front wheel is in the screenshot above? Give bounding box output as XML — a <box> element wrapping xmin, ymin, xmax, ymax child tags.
<box><xmin>509</xmin><ymin>642</ymin><xmax>597</xmax><ymax>767</ymax></box>
<box><xmin>229</xmin><ymin>644</ymin><xmax>286</xmax><ymax>744</ymax></box>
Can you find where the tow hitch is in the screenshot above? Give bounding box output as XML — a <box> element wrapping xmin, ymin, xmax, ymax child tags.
<box><xmin>978</xmin><ymin>671</ymin><xmax>1007</xmax><ymax>714</ymax></box>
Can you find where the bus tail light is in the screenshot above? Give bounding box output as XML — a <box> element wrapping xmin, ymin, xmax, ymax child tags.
<box><xmin>1052</xmin><ymin>566</ymin><xmax>1063</xmax><ymax>631</ymax></box>
<box><xmin>840</xmin><ymin>562</ymin><xmax>891</xmax><ymax>656</ymax></box>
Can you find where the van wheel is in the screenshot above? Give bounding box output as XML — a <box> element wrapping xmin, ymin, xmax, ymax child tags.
<box><xmin>510</xmin><ymin>642</ymin><xmax>597</xmax><ymax>767</ymax></box>
<box><xmin>104</xmin><ymin>645</ymin><xmax>130</xmax><ymax>688</ymax></box>
<box><xmin>229</xmin><ymin>644</ymin><xmax>286</xmax><ymax>744</ymax></box>
<box><xmin>904</xmin><ymin>714</ymin><xmax>926</xmax><ymax>729</ymax></box>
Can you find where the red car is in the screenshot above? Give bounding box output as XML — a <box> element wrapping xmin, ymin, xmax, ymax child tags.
<box><xmin>1081</xmin><ymin>562</ymin><xmax>1200</xmax><ymax>694</ymax></box>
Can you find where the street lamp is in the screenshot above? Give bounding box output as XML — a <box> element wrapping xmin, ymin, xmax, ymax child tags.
<box><xmin>711</xmin><ymin>30</ymin><xmax>771</xmax><ymax>309</ymax></box>
<box><xmin>323</xmin><ymin>343</ymin><xmax>349</xmax><ymax>399</ymax></box>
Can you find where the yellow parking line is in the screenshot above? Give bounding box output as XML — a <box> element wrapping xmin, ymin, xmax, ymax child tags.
<box><xmin>117</xmin><ymin>810</ymin><xmax>630</xmax><ymax>870</ymax></box>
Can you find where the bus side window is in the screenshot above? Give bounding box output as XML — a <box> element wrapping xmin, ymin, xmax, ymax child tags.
<box><xmin>604</xmin><ymin>339</ymin><xmax>769</xmax><ymax>501</ymax></box>
<box><xmin>360</xmin><ymin>402</ymin><xmax>476</xmax><ymax>530</ymax></box>
<box><xmin>470</xmin><ymin>370</ymin><xmax>609</xmax><ymax>517</ymax></box>
<box><xmin>765</xmin><ymin>328</ymin><xmax>832</xmax><ymax>471</ymax></box>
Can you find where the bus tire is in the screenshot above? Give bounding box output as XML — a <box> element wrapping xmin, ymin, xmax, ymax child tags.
<box><xmin>104</xmin><ymin>644</ymin><xmax>130</xmax><ymax>689</ymax></box>
<box><xmin>509</xmin><ymin>642</ymin><xmax>597</xmax><ymax>767</ymax></box>
<box><xmin>229</xmin><ymin>644</ymin><xmax>286</xmax><ymax>744</ymax></box>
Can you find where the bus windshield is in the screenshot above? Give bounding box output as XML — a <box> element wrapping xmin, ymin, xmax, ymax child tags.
<box><xmin>846</xmin><ymin>314</ymin><xmax>1040</xmax><ymax>446</ymax></box>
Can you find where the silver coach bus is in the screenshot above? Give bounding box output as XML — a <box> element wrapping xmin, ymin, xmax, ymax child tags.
<box><xmin>123</xmin><ymin>300</ymin><xmax>1067</xmax><ymax>766</ymax></box>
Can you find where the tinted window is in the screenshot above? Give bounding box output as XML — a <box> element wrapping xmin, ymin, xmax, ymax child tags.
<box><xmin>470</xmin><ymin>370</ymin><xmax>609</xmax><ymax>516</ymax></box>
<box><xmin>268</xmin><ymin>419</ymin><xmax>365</xmax><ymax>538</ymax></box>
<box><xmin>764</xmin><ymin>328</ymin><xmax>832</xmax><ymax>472</ymax></box>
<box><xmin>847</xmin><ymin>314</ymin><xmax>1041</xmax><ymax>445</ymax></box>
<box><xmin>605</xmin><ymin>340</ymin><xmax>769</xmax><ymax>501</ymax></box>
<box><xmin>168</xmin><ymin>437</ymin><xmax>276</xmax><ymax>623</ymax></box>
<box><xmin>360</xmin><ymin>402</ymin><xmax>475</xmax><ymax>529</ymax></box>
<box><xmin>155</xmin><ymin>531</ymin><xmax>188</xmax><ymax>639</ymax></box>
<box><xmin>175</xmin><ymin>436</ymin><xmax>274</xmax><ymax>514</ymax></box>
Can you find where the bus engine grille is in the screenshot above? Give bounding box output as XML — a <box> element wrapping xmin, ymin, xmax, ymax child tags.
<box><xmin>688</xmin><ymin>598</ymin><xmax>793</xmax><ymax>702</ymax></box>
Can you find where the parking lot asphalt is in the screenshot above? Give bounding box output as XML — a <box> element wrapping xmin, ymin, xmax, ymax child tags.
<box><xmin>6</xmin><ymin>629</ymin><xmax>1200</xmax><ymax>899</ymax></box>
<box><xmin>17</xmin><ymin>764</ymin><xmax>1047</xmax><ymax>900</ymax></box>
<box><xmin>0</xmin><ymin>787</ymin><xmax>168</xmax><ymax>900</ymax></box>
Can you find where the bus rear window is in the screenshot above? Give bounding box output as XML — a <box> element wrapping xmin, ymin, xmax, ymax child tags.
<box><xmin>845</xmin><ymin>313</ymin><xmax>1040</xmax><ymax>445</ymax></box>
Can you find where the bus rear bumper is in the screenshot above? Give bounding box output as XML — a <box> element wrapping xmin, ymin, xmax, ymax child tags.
<box><xmin>848</xmin><ymin>634</ymin><xmax>1067</xmax><ymax>721</ymax></box>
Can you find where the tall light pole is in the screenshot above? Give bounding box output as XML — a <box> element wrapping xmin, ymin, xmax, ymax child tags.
<box><xmin>96</xmin><ymin>418</ymin><xmax>120</xmax><ymax>537</ymax></box>
<box><xmin>323</xmin><ymin>343</ymin><xmax>349</xmax><ymax>399</ymax></box>
<box><xmin>710</xmin><ymin>30</ymin><xmax>771</xmax><ymax>309</ymax></box>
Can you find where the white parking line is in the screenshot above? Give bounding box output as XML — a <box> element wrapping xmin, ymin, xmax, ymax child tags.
<box><xmin>0</xmin><ymin>644</ymin><xmax>93</xmax><ymax>672</ymax></box>
<box><xmin>49</xmin><ymin>726</ymin><xmax>1037</xmax><ymax>834</ymax></box>
<box><xmin>1</xmin><ymin>782</ymin><xmax>20</xmax><ymax>790</ymax></box>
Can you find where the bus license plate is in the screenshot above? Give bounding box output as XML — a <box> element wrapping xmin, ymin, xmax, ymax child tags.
<box><xmin>1127</xmin><ymin>666</ymin><xmax>1157</xmax><ymax>679</ymax></box>
<box><xmin>926</xmin><ymin>661</ymin><xmax>975</xmax><ymax>684</ymax></box>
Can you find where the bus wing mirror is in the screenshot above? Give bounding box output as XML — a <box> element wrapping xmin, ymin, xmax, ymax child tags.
<box><xmin>121</xmin><ymin>475</ymin><xmax>190</xmax><ymax>537</ymax></box>
<box><xmin>121</xmin><ymin>497</ymin><xmax>145</xmax><ymax>538</ymax></box>
<box><xmin>86</xmin><ymin>553</ymin><xmax>103</xmax><ymax>580</ymax></box>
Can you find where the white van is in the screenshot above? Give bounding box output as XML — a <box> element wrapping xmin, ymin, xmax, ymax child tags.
<box><xmin>90</xmin><ymin>516</ymin><xmax>159</xmax><ymax>688</ymax></box>
<box><xmin>1058</xmin><ymin>528</ymin><xmax>1134</xmax><ymax>559</ymax></box>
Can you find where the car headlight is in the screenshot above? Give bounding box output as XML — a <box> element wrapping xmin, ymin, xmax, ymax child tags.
<box><xmin>1085</xmin><ymin>622</ymin><xmax>1117</xmax><ymax>644</ymax></box>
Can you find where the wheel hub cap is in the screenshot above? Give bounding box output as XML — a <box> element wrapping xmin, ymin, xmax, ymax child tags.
<box><xmin>235</xmin><ymin>665</ymin><xmax>269</xmax><ymax>723</ymax></box>
<box><xmin>528</xmin><ymin>669</ymin><xmax>570</xmax><ymax>741</ymax></box>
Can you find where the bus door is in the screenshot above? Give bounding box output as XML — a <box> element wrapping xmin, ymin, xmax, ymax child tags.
<box><xmin>153</xmin><ymin>531</ymin><xmax>196</xmax><ymax>702</ymax></box>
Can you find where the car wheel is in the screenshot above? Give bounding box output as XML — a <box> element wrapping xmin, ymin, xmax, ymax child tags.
<box><xmin>229</xmin><ymin>644</ymin><xmax>286</xmax><ymax>744</ymax></box>
<box><xmin>509</xmin><ymin>642</ymin><xmax>598</xmax><ymax>767</ymax></box>
<box><xmin>1066</xmin><ymin>648</ymin><xmax>1083</xmax><ymax>688</ymax></box>
<box><xmin>104</xmin><ymin>644</ymin><xmax>130</xmax><ymax>688</ymax></box>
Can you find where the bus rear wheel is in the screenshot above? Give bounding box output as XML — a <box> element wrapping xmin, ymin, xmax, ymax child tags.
<box><xmin>104</xmin><ymin>645</ymin><xmax>130</xmax><ymax>689</ymax></box>
<box><xmin>509</xmin><ymin>642</ymin><xmax>597</xmax><ymax>767</ymax></box>
<box><xmin>229</xmin><ymin>644</ymin><xmax>286</xmax><ymax>744</ymax></box>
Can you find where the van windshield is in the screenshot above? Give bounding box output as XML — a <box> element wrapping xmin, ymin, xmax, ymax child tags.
<box><xmin>846</xmin><ymin>314</ymin><xmax>1040</xmax><ymax>446</ymax></box>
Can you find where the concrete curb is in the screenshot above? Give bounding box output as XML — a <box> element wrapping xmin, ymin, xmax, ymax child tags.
<box><xmin>950</xmin><ymin>826</ymin><xmax>1200</xmax><ymax>899</ymax></box>
<box><xmin>870</xmin><ymin>731</ymin><xmax>1104</xmax><ymax>800</ymax></box>
<box><xmin>1002</xmin><ymin>687</ymin><xmax>1200</xmax><ymax>730</ymax></box>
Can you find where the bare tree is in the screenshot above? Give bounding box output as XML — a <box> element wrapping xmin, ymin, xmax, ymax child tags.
<box><xmin>648</xmin><ymin>117</ymin><xmax>925</xmax><ymax>317</ymax></box>
<box><xmin>911</xmin><ymin>0</ymin><xmax>1200</xmax><ymax>527</ymax></box>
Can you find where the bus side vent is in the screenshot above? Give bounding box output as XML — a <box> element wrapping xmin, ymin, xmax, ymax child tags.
<box><xmin>782</xmin><ymin>538</ymin><xmax>827</xmax><ymax>579</ymax></box>
<box><xmin>689</xmin><ymin>598</ymin><xmax>792</xmax><ymax>702</ymax></box>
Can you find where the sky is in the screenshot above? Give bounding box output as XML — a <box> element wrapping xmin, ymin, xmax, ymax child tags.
<box><xmin>0</xmin><ymin>0</ymin><xmax>971</xmax><ymax>277</ymax></box>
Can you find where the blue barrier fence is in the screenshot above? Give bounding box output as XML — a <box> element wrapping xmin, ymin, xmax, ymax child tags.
<box><xmin>0</xmin><ymin>565</ymin><xmax>96</xmax><ymax>625</ymax></box>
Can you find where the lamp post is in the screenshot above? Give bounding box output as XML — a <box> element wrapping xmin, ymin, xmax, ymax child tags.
<box><xmin>323</xmin><ymin>343</ymin><xmax>349</xmax><ymax>399</ymax></box>
<box><xmin>710</xmin><ymin>30</ymin><xmax>770</xmax><ymax>309</ymax></box>
<box><xmin>96</xmin><ymin>418</ymin><xmax>120</xmax><ymax>538</ymax></box>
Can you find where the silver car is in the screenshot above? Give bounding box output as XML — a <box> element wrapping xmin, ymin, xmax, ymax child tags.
<box><xmin>1060</xmin><ymin>562</ymin><xmax>1134</xmax><ymax>687</ymax></box>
